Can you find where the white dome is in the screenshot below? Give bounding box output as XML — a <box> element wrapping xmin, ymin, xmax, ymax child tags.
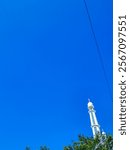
<box><xmin>88</xmin><ymin>101</ymin><xmax>94</xmax><ymax>109</ymax></box>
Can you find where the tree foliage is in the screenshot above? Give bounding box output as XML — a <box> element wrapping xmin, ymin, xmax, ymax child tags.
<box><xmin>25</xmin><ymin>134</ymin><xmax>113</xmax><ymax>150</ymax></box>
<box><xmin>64</xmin><ymin>134</ymin><xmax>113</xmax><ymax>150</ymax></box>
<box><xmin>25</xmin><ymin>146</ymin><xmax>50</xmax><ymax>150</ymax></box>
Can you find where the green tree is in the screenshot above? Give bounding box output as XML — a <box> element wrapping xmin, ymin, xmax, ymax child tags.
<box><xmin>64</xmin><ymin>134</ymin><xmax>113</xmax><ymax>150</ymax></box>
<box><xmin>24</xmin><ymin>134</ymin><xmax>113</xmax><ymax>150</ymax></box>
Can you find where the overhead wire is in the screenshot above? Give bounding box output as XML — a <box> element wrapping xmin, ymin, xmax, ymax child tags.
<box><xmin>83</xmin><ymin>0</ymin><xmax>112</xmax><ymax>99</ymax></box>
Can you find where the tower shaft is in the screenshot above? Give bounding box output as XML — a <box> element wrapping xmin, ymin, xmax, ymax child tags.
<box><xmin>88</xmin><ymin>100</ymin><xmax>100</xmax><ymax>138</ymax></box>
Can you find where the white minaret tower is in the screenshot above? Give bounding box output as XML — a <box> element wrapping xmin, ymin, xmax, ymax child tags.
<box><xmin>88</xmin><ymin>99</ymin><xmax>101</xmax><ymax>138</ymax></box>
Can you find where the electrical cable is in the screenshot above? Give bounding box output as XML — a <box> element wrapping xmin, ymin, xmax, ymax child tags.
<box><xmin>83</xmin><ymin>0</ymin><xmax>112</xmax><ymax>98</ymax></box>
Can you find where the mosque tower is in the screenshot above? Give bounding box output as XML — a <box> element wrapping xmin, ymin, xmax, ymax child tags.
<box><xmin>88</xmin><ymin>99</ymin><xmax>101</xmax><ymax>138</ymax></box>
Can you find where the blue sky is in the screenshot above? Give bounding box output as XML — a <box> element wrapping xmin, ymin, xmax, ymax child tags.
<box><xmin>0</xmin><ymin>0</ymin><xmax>112</xmax><ymax>149</ymax></box>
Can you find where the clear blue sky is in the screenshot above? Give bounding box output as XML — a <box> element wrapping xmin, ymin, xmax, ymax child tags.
<box><xmin>0</xmin><ymin>0</ymin><xmax>112</xmax><ymax>149</ymax></box>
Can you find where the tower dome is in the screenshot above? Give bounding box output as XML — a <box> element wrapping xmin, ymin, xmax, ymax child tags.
<box><xmin>88</xmin><ymin>99</ymin><xmax>94</xmax><ymax>109</ymax></box>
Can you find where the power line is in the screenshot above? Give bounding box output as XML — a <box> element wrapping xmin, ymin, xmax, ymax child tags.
<box><xmin>83</xmin><ymin>0</ymin><xmax>112</xmax><ymax>98</ymax></box>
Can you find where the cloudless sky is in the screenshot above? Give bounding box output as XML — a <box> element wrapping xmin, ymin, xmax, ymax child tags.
<box><xmin>0</xmin><ymin>0</ymin><xmax>112</xmax><ymax>149</ymax></box>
